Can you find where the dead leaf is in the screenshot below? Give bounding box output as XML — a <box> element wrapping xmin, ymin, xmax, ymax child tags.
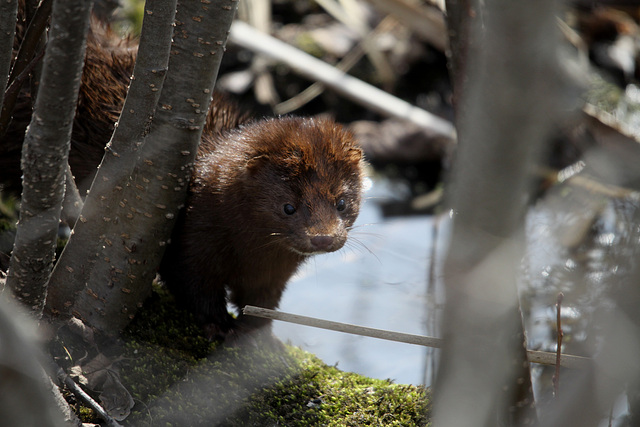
<box><xmin>99</xmin><ymin>370</ymin><xmax>134</xmax><ymax>421</ymax></box>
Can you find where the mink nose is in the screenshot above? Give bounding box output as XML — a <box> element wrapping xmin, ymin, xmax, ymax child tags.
<box><xmin>310</xmin><ymin>235</ymin><xmax>334</xmax><ymax>250</ymax></box>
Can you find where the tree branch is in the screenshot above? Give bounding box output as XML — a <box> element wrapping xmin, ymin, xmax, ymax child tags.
<box><xmin>5</xmin><ymin>0</ymin><xmax>94</xmax><ymax>317</ymax></box>
<box><xmin>0</xmin><ymin>0</ymin><xmax>18</xmax><ymax>110</ymax></box>
<box><xmin>243</xmin><ymin>305</ymin><xmax>591</xmax><ymax>369</ymax></box>
<box><xmin>433</xmin><ymin>1</ymin><xmax>568</xmax><ymax>426</ymax></box>
<box><xmin>45</xmin><ymin>0</ymin><xmax>177</xmax><ymax>325</ymax></box>
<box><xmin>61</xmin><ymin>164</ymin><xmax>82</xmax><ymax>225</ymax></box>
<box><xmin>0</xmin><ymin>0</ymin><xmax>52</xmax><ymax>137</ymax></box>
<box><xmin>229</xmin><ymin>20</ymin><xmax>456</xmax><ymax>138</ymax></box>
<box><xmin>47</xmin><ymin>0</ymin><xmax>240</xmax><ymax>333</ymax></box>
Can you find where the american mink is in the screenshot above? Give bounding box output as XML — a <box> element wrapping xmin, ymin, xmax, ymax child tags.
<box><xmin>160</xmin><ymin>117</ymin><xmax>365</xmax><ymax>338</ymax></box>
<box><xmin>2</xmin><ymin>13</ymin><xmax>366</xmax><ymax>338</ymax></box>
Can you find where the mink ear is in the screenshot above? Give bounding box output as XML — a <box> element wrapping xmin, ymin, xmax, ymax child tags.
<box><xmin>246</xmin><ymin>154</ymin><xmax>270</xmax><ymax>175</ymax></box>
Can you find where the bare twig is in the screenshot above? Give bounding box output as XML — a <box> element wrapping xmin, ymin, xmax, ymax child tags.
<box><xmin>274</xmin><ymin>16</ymin><xmax>396</xmax><ymax>115</ymax></box>
<box><xmin>583</xmin><ymin>103</ymin><xmax>640</xmax><ymax>144</ymax></box>
<box><xmin>315</xmin><ymin>0</ymin><xmax>395</xmax><ymax>86</ymax></box>
<box><xmin>61</xmin><ymin>164</ymin><xmax>82</xmax><ymax>225</ymax></box>
<box><xmin>244</xmin><ymin>304</ymin><xmax>442</xmax><ymax>347</ymax></box>
<box><xmin>6</xmin><ymin>0</ymin><xmax>51</xmax><ymax>88</ymax></box>
<box><xmin>242</xmin><ymin>305</ymin><xmax>591</xmax><ymax>369</ymax></box>
<box><xmin>0</xmin><ymin>0</ymin><xmax>52</xmax><ymax>137</ymax></box>
<box><xmin>0</xmin><ymin>0</ymin><xmax>18</xmax><ymax>110</ymax></box>
<box><xmin>237</xmin><ymin>0</ymin><xmax>278</xmax><ymax>106</ymax></box>
<box><xmin>364</xmin><ymin>0</ymin><xmax>447</xmax><ymax>51</ymax></box>
<box><xmin>537</xmin><ymin>165</ymin><xmax>637</xmax><ymax>200</ymax></box>
<box><xmin>423</xmin><ymin>213</ymin><xmax>442</xmax><ymax>385</ymax></box>
<box><xmin>3</xmin><ymin>48</ymin><xmax>46</xmax><ymax>102</ymax></box>
<box><xmin>553</xmin><ymin>292</ymin><xmax>564</xmax><ymax>397</ymax></box>
<box><xmin>229</xmin><ymin>21</ymin><xmax>456</xmax><ymax>138</ymax></box>
<box><xmin>49</xmin><ymin>360</ymin><xmax>123</xmax><ymax>427</ymax></box>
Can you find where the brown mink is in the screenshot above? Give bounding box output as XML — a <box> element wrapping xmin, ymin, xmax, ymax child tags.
<box><xmin>2</xmin><ymin>14</ymin><xmax>366</xmax><ymax>339</ymax></box>
<box><xmin>160</xmin><ymin>116</ymin><xmax>365</xmax><ymax>338</ymax></box>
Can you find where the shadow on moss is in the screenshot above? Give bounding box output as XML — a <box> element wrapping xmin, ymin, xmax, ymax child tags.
<box><xmin>119</xmin><ymin>285</ymin><xmax>430</xmax><ymax>426</ymax></box>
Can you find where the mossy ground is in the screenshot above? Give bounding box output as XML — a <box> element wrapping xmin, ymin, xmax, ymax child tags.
<box><xmin>115</xmin><ymin>285</ymin><xmax>430</xmax><ymax>426</ymax></box>
<box><xmin>1</xmin><ymin>190</ymin><xmax>429</xmax><ymax>426</ymax></box>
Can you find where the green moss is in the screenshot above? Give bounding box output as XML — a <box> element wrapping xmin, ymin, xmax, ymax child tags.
<box><xmin>123</xmin><ymin>285</ymin><xmax>214</xmax><ymax>358</ymax></box>
<box><xmin>113</xmin><ymin>0</ymin><xmax>145</xmax><ymax>37</ymax></box>
<box><xmin>228</xmin><ymin>348</ymin><xmax>430</xmax><ymax>427</ymax></box>
<box><xmin>119</xmin><ymin>285</ymin><xmax>430</xmax><ymax>426</ymax></box>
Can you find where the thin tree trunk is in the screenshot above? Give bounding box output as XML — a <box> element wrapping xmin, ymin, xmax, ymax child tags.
<box><xmin>443</xmin><ymin>0</ymin><xmax>476</xmax><ymax>110</ymax></box>
<box><xmin>44</xmin><ymin>0</ymin><xmax>177</xmax><ymax>325</ymax></box>
<box><xmin>46</xmin><ymin>0</ymin><xmax>239</xmax><ymax>334</ymax></box>
<box><xmin>4</xmin><ymin>0</ymin><xmax>94</xmax><ymax>316</ymax></box>
<box><xmin>433</xmin><ymin>1</ymin><xmax>566</xmax><ymax>425</ymax></box>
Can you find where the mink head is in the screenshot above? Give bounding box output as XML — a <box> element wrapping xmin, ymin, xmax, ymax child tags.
<box><xmin>237</xmin><ymin>116</ymin><xmax>365</xmax><ymax>256</ymax></box>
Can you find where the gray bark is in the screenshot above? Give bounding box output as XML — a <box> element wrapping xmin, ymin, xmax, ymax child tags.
<box><xmin>433</xmin><ymin>1</ymin><xmax>566</xmax><ymax>426</ymax></box>
<box><xmin>46</xmin><ymin>0</ymin><xmax>239</xmax><ymax>333</ymax></box>
<box><xmin>443</xmin><ymin>0</ymin><xmax>474</xmax><ymax>110</ymax></box>
<box><xmin>4</xmin><ymin>0</ymin><xmax>94</xmax><ymax>316</ymax></box>
<box><xmin>45</xmin><ymin>0</ymin><xmax>177</xmax><ymax>324</ymax></box>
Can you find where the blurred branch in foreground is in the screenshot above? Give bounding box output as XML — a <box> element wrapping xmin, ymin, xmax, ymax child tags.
<box><xmin>434</xmin><ymin>0</ymin><xmax>570</xmax><ymax>426</ymax></box>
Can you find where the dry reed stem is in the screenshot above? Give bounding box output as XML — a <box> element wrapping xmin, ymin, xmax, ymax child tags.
<box><xmin>243</xmin><ymin>305</ymin><xmax>591</xmax><ymax>369</ymax></box>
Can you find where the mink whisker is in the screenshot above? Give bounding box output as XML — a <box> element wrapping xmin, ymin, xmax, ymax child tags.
<box><xmin>344</xmin><ymin>236</ymin><xmax>380</xmax><ymax>263</ymax></box>
<box><xmin>348</xmin><ymin>230</ymin><xmax>383</xmax><ymax>240</ymax></box>
<box><xmin>347</xmin><ymin>224</ymin><xmax>383</xmax><ymax>242</ymax></box>
<box><xmin>349</xmin><ymin>222</ymin><xmax>380</xmax><ymax>230</ymax></box>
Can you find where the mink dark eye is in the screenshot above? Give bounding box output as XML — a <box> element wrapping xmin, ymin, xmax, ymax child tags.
<box><xmin>336</xmin><ymin>199</ymin><xmax>346</xmax><ymax>212</ymax></box>
<box><xmin>283</xmin><ymin>203</ymin><xmax>296</xmax><ymax>215</ymax></box>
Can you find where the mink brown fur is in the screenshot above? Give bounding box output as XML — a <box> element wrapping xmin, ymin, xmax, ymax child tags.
<box><xmin>160</xmin><ymin>117</ymin><xmax>364</xmax><ymax>338</ymax></box>
<box><xmin>2</xmin><ymin>15</ymin><xmax>366</xmax><ymax>339</ymax></box>
<box><xmin>1</xmin><ymin>20</ymin><xmax>249</xmax><ymax>194</ymax></box>
<box><xmin>1</xmin><ymin>19</ymin><xmax>138</xmax><ymax>194</ymax></box>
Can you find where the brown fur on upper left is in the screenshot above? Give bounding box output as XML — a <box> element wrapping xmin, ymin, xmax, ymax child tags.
<box><xmin>0</xmin><ymin>17</ymin><xmax>248</xmax><ymax>194</ymax></box>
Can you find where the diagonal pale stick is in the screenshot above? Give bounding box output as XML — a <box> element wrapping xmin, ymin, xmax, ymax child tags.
<box><xmin>229</xmin><ymin>21</ymin><xmax>456</xmax><ymax>138</ymax></box>
<box><xmin>243</xmin><ymin>305</ymin><xmax>590</xmax><ymax>369</ymax></box>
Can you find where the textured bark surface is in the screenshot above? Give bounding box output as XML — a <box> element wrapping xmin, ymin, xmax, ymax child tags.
<box><xmin>5</xmin><ymin>0</ymin><xmax>94</xmax><ymax>316</ymax></box>
<box><xmin>45</xmin><ymin>0</ymin><xmax>177</xmax><ymax>325</ymax></box>
<box><xmin>46</xmin><ymin>0</ymin><xmax>240</xmax><ymax>333</ymax></box>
